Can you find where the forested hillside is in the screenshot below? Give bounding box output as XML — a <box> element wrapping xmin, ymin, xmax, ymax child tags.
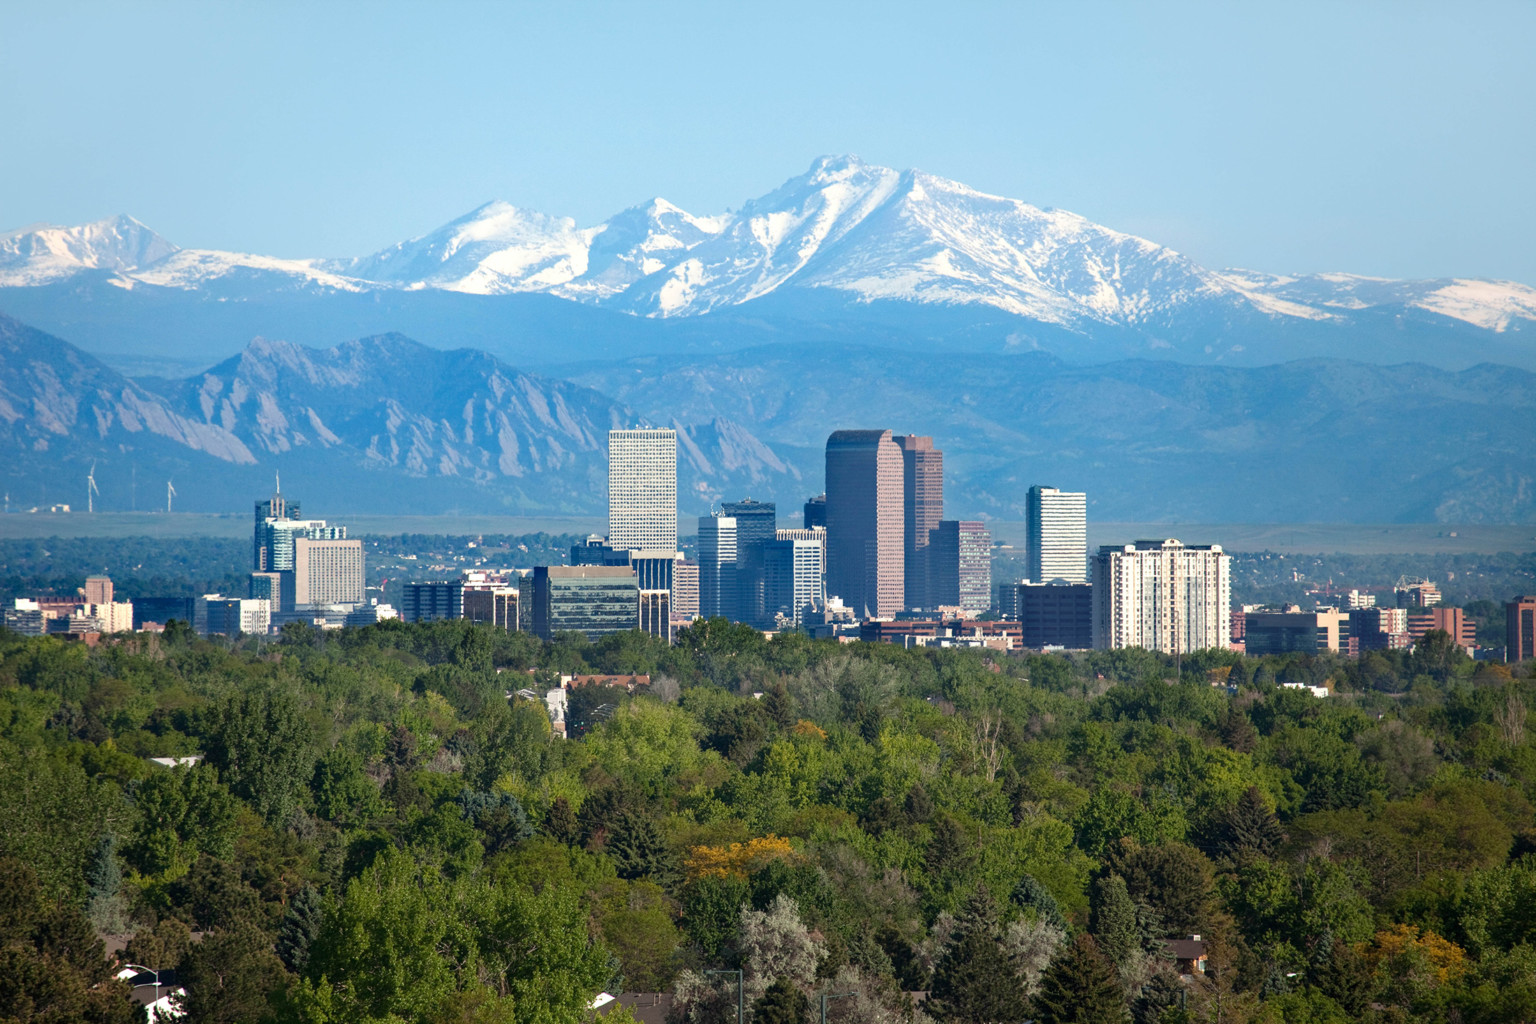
<box><xmin>2</xmin><ymin>620</ymin><xmax>1534</xmax><ymax>1023</ymax></box>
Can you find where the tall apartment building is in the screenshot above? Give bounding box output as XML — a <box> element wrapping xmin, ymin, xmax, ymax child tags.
<box><xmin>776</xmin><ymin>527</ymin><xmax>827</xmax><ymax>594</ymax></box>
<box><xmin>764</xmin><ymin>537</ymin><xmax>824</xmax><ymax>627</ymax></box>
<box><xmin>671</xmin><ymin>559</ymin><xmax>700</xmax><ymax>622</ymax></box>
<box><xmin>531</xmin><ymin>565</ymin><xmax>639</xmax><ymax>641</ymax></box>
<box><xmin>1017</xmin><ymin>583</ymin><xmax>1094</xmax><ymax>650</ymax></box>
<box><xmin>288</xmin><ymin>538</ymin><xmax>364</xmax><ymax>607</ymax></box>
<box><xmin>608</xmin><ymin>429</ymin><xmax>677</xmax><ymax>555</ymax></box>
<box><xmin>928</xmin><ymin>520</ymin><xmax>992</xmax><ymax>615</ymax></box>
<box><xmin>803</xmin><ymin>494</ymin><xmax>827</xmax><ymax>529</ymax></box>
<box><xmin>1092</xmin><ymin>540</ymin><xmax>1231</xmax><ymax>654</ymax></box>
<box><xmin>825</xmin><ymin>429</ymin><xmax>905</xmax><ymax>617</ymax></box>
<box><xmin>84</xmin><ymin>575</ymin><xmax>113</xmax><ymax>606</ymax></box>
<box><xmin>1509</xmin><ymin>596</ymin><xmax>1536</xmax><ymax>663</ymax></box>
<box><xmin>722</xmin><ymin>499</ymin><xmax>776</xmax><ymax>625</ymax></box>
<box><xmin>697</xmin><ymin>515</ymin><xmax>738</xmax><ymax>620</ymax></box>
<box><xmin>895</xmin><ymin>435</ymin><xmax>943</xmax><ymax>610</ymax></box>
<box><xmin>1026</xmin><ymin>486</ymin><xmax>1087</xmax><ymax>584</ymax></box>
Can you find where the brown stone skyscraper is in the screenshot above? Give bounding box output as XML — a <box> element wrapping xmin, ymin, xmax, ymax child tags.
<box><xmin>895</xmin><ymin>435</ymin><xmax>943</xmax><ymax>610</ymax></box>
<box><xmin>825</xmin><ymin>430</ymin><xmax>905</xmax><ymax>617</ymax></box>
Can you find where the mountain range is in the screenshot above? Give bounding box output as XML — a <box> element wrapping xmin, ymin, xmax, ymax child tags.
<box><xmin>3</xmin><ymin>156</ymin><xmax>1533</xmax><ymax>373</ymax></box>
<box><xmin>3</xmin><ymin>157</ymin><xmax>1534</xmax><ymax>525</ymax></box>
<box><xmin>3</xmin><ymin>311</ymin><xmax>1533</xmax><ymax>524</ymax></box>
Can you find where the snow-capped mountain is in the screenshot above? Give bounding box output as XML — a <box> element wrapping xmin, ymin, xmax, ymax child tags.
<box><xmin>3</xmin><ymin>157</ymin><xmax>1533</xmax><ymax>368</ymax></box>
<box><xmin>0</xmin><ymin>214</ymin><xmax>177</xmax><ymax>286</ymax></box>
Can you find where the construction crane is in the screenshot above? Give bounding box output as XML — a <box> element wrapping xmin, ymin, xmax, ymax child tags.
<box><xmin>87</xmin><ymin>461</ymin><xmax>100</xmax><ymax>513</ymax></box>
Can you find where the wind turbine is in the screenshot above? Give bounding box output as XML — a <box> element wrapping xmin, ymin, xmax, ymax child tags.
<box><xmin>87</xmin><ymin>461</ymin><xmax>100</xmax><ymax>513</ymax></box>
<box><xmin>166</xmin><ymin>480</ymin><xmax>176</xmax><ymax>513</ymax></box>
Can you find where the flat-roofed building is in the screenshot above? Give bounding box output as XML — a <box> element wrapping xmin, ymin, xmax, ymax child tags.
<box><xmin>290</xmin><ymin>538</ymin><xmax>364</xmax><ymax>608</ymax></box>
<box><xmin>1026</xmin><ymin>486</ymin><xmax>1087</xmax><ymax>584</ymax></box>
<box><xmin>764</xmin><ymin>537</ymin><xmax>824</xmax><ymax>627</ymax></box>
<box><xmin>194</xmin><ymin>595</ymin><xmax>271</xmax><ymax>637</ymax></box>
<box><xmin>1244</xmin><ymin>607</ymin><xmax>1351</xmax><ymax>655</ymax></box>
<box><xmin>671</xmin><ymin>558</ymin><xmax>700</xmax><ymax>623</ymax></box>
<box><xmin>1509</xmin><ymin>596</ymin><xmax>1536</xmax><ymax>664</ymax></box>
<box><xmin>928</xmin><ymin>520</ymin><xmax>992</xmax><ymax>616</ymax></box>
<box><xmin>463</xmin><ymin>587</ymin><xmax>519</xmax><ymax>631</ymax></box>
<box><xmin>825</xmin><ymin>429</ymin><xmax>904</xmax><ymax>617</ymax></box>
<box><xmin>1351</xmin><ymin>606</ymin><xmax>1410</xmax><ymax>652</ymax></box>
<box><xmin>403</xmin><ymin>581</ymin><xmax>465</xmax><ymax>623</ymax></box>
<box><xmin>639</xmin><ymin>589</ymin><xmax>671</xmax><ymax>643</ymax></box>
<box><xmin>1092</xmin><ymin>539</ymin><xmax>1231</xmax><ymax>654</ymax></box>
<box><xmin>698</xmin><ymin>515</ymin><xmax>738</xmax><ymax>620</ymax></box>
<box><xmin>532</xmin><ymin>565</ymin><xmax>639</xmax><ymax>642</ymax></box>
<box><xmin>1406</xmin><ymin>606</ymin><xmax>1477</xmax><ymax>651</ymax></box>
<box><xmin>1018</xmin><ymin>582</ymin><xmax>1093</xmax><ymax>649</ymax></box>
<box><xmin>895</xmin><ymin>435</ymin><xmax>943</xmax><ymax>610</ymax></box>
<box><xmin>608</xmin><ymin>429</ymin><xmax>677</xmax><ymax>555</ymax></box>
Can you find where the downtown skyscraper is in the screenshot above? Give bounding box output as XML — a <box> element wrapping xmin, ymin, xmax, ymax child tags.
<box><xmin>608</xmin><ymin>429</ymin><xmax>678</xmax><ymax>554</ymax></box>
<box><xmin>1026</xmin><ymin>485</ymin><xmax>1087</xmax><ymax>584</ymax></box>
<box><xmin>895</xmin><ymin>435</ymin><xmax>943</xmax><ymax>610</ymax></box>
<box><xmin>825</xmin><ymin>429</ymin><xmax>905</xmax><ymax>617</ymax></box>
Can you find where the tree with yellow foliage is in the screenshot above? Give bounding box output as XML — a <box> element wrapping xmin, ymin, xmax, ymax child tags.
<box><xmin>684</xmin><ymin>835</ymin><xmax>798</xmax><ymax>880</ymax></box>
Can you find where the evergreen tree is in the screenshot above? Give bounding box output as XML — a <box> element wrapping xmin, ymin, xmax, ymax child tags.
<box><xmin>928</xmin><ymin>929</ymin><xmax>1030</xmax><ymax>1024</ymax></box>
<box><xmin>1011</xmin><ymin>873</ymin><xmax>1069</xmax><ymax>933</ymax></box>
<box><xmin>1310</xmin><ymin>939</ymin><xmax>1371</xmax><ymax>1017</ymax></box>
<box><xmin>276</xmin><ymin>886</ymin><xmax>324</xmax><ymax>974</ymax></box>
<box><xmin>953</xmin><ymin>884</ymin><xmax>1002</xmax><ymax>940</ymax></box>
<box><xmin>1216</xmin><ymin>788</ymin><xmax>1284</xmax><ymax>860</ymax></box>
<box><xmin>84</xmin><ymin>833</ymin><xmax>129</xmax><ymax>935</ymax></box>
<box><xmin>1090</xmin><ymin>875</ymin><xmax>1139</xmax><ymax>972</ymax></box>
<box><xmin>753</xmin><ymin>977</ymin><xmax>809</xmax><ymax>1024</ymax></box>
<box><xmin>1033</xmin><ymin>933</ymin><xmax>1127</xmax><ymax>1024</ymax></box>
<box><xmin>1130</xmin><ymin>969</ymin><xmax>1183</xmax><ymax>1024</ymax></box>
<box><xmin>175</xmin><ymin>920</ymin><xmax>287</xmax><ymax>1024</ymax></box>
<box><xmin>543</xmin><ymin>796</ymin><xmax>579</xmax><ymax>845</ymax></box>
<box><xmin>607</xmin><ymin>809</ymin><xmax>676</xmax><ymax>883</ymax></box>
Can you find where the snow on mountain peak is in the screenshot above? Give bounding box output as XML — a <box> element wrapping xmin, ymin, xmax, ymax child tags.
<box><xmin>0</xmin><ymin>214</ymin><xmax>178</xmax><ymax>286</ymax></box>
<box><xmin>4</xmin><ymin>160</ymin><xmax>1533</xmax><ymax>337</ymax></box>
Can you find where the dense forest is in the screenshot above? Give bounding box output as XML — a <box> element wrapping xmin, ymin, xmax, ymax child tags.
<box><xmin>3</xmin><ymin>618</ymin><xmax>1536</xmax><ymax>1023</ymax></box>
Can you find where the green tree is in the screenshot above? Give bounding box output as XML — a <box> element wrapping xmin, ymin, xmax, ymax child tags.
<box><xmin>607</xmin><ymin>809</ymin><xmax>676</xmax><ymax>883</ymax></box>
<box><xmin>84</xmin><ymin>833</ymin><xmax>129</xmax><ymax>935</ymax></box>
<box><xmin>126</xmin><ymin>764</ymin><xmax>239</xmax><ymax>876</ymax></box>
<box><xmin>1012</xmin><ymin>873</ymin><xmax>1069</xmax><ymax>932</ymax></box>
<box><xmin>277</xmin><ymin>886</ymin><xmax>324</xmax><ymax>974</ymax></box>
<box><xmin>1212</xmin><ymin>788</ymin><xmax>1283</xmax><ymax>861</ymax></box>
<box><xmin>204</xmin><ymin>685</ymin><xmax>316</xmax><ymax>825</ymax></box>
<box><xmin>1309</xmin><ymin>939</ymin><xmax>1371</xmax><ymax>1018</ymax></box>
<box><xmin>928</xmin><ymin>928</ymin><xmax>1030</xmax><ymax>1024</ymax></box>
<box><xmin>1032</xmin><ymin>933</ymin><xmax>1126</xmax><ymax>1024</ymax></box>
<box><xmin>1090</xmin><ymin>875</ymin><xmax>1140</xmax><ymax>973</ymax></box>
<box><xmin>175</xmin><ymin>919</ymin><xmax>287</xmax><ymax>1024</ymax></box>
<box><xmin>753</xmin><ymin>977</ymin><xmax>809</xmax><ymax>1024</ymax></box>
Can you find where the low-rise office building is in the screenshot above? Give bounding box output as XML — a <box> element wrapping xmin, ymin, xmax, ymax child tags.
<box><xmin>532</xmin><ymin>566</ymin><xmax>639</xmax><ymax>641</ymax></box>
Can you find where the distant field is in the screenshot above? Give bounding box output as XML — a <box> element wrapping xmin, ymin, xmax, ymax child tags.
<box><xmin>3</xmin><ymin>513</ymin><xmax>1533</xmax><ymax>555</ymax></box>
<box><xmin>0</xmin><ymin>512</ymin><xmax>606</xmax><ymax>541</ymax></box>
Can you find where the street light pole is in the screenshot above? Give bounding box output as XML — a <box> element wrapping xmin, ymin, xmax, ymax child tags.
<box><xmin>821</xmin><ymin>991</ymin><xmax>857</xmax><ymax>1024</ymax></box>
<box><xmin>706</xmin><ymin>969</ymin><xmax>743</xmax><ymax>1024</ymax></box>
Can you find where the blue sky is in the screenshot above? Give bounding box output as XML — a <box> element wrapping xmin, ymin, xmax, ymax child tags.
<box><xmin>3</xmin><ymin>1</ymin><xmax>1533</xmax><ymax>282</ymax></box>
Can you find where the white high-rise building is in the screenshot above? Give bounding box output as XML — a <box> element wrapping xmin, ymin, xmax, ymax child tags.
<box><xmin>697</xmin><ymin>515</ymin><xmax>738</xmax><ymax>620</ymax></box>
<box><xmin>291</xmin><ymin>538</ymin><xmax>365</xmax><ymax>607</ymax></box>
<box><xmin>1026</xmin><ymin>486</ymin><xmax>1087</xmax><ymax>584</ymax></box>
<box><xmin>1092</xmin><ymin>539</ymin><xmax>1231</xmax><ymax>654</ymax></box>
<box><xmin>608</xmin><ymin>429</ymin><xmax>677</xmax><ymax>554</ymax></box>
